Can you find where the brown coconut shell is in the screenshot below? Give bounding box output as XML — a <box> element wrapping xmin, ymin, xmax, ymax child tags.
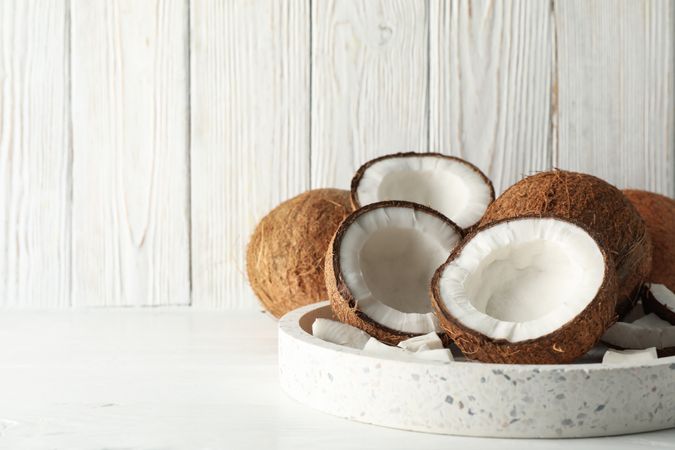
<box><xmin>350</xmin><ymin>152</ymin><xmax>495</xmax><ymax>225</ymax></box>
<box><xmin>623</xmin><ymin>190</ymin><xmax>675</xmax><ymax>291</ymax></box>
<box><xmin>431</xmin><ymin>217</ymin><xmax>619</xmax><ymax>364</ymax></box>
<box><xmin>325</xmin><ymin>200</ymin><xmax>463</xmax><ymax>346</ymax></box>
<box><xmin>480</xmin><ymin>170</ymin><xmax>651</xmax><ymax>318</ymax></box>
<box><xmin>246</xmin><ymin>188</ymin><xmax>352</xmax><ymax>318</ymax></box>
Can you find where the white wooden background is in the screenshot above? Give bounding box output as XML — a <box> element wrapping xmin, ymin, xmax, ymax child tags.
<box><xmin>0</xmin><ymin>0</ymin><xmax>673</xmax><ymax>309</ymax></box>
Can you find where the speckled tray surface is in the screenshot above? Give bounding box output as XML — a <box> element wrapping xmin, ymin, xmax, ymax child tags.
<box><xmin>279</xmin><ymin>302</ymin><xmax>675</xmax><ymax>438</ymax></box>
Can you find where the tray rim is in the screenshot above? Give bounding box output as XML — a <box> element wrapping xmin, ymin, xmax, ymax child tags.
<box><xmin>280</xmin><ymin>301</ymin><xmax>675</xmax><ymax>371</ymax></box>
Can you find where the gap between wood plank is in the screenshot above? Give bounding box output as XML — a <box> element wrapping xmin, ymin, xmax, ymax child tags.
<box><xmin>549</xmin><ymin>0</ymin><xmax>559</xmax><ymax>170</ymax></box>
<box><xmin>186</xmin><ymin>0</ymin><xmax>193</xmax><ymax>306</ymax></box>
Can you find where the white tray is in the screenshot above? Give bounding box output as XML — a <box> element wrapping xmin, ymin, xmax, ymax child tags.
<box><xmin>279</xmin><ymin>302</ymin><xmax>675</xmax><ymax>438</ymax></box>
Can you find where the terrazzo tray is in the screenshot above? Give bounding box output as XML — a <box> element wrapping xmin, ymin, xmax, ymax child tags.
<box><xmin>279</xmin><ymin>302</ymin><xmax>675</xmax><ymax>438</ymax></box>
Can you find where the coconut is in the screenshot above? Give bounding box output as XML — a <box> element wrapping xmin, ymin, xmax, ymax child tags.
<box><xmin>602</xmin><ymin>347</ymin><xmax>658</xmax><ymax>365</ymax></box>
<box><xmin>480</xmin><ymin>170</ymin><xmax>651</xmax><ymax>317</ymax></box>
<box><xmin>246</xmin><ymin>189</ymin><xmax>352</xmax><ymax>318</ymax></box>
<box><xmin>312</xmin><ymin>318</ymin><xmax>371</xmax><ymax>349</ymax></box>
<box><xmin>351</xmin><ymin>152</ymin><xmax>495</xmax><ymax>230</ymax></box>
<box><xmin>431</xmin><ymin>217</ymin><xmax>618</xmax><ymax>364</ymax></box>
<box><xmin>397</xmin><ymin>332</ymin><xmax>444</xmax><ymax>352</ymax></box>
<box><xmin>623</xmin><ymin>190</ymin><xmax>675</xmax><ymax>290</ymax></box>
<box><xmin>643</xmin><ymin>284</ymin><xmax>675</xmax><ymax>325</ymax></box>
<box><xmin>602</xmin><ymin>288</ymin><xmax>675</xmax><ymax>358</ymax></box>
<box><xmin>325</xmin><ymin>201</ymin><xmax>463</xmax><ymax>345</ymax></box>
<box><xmin>362</xmin><ymin>337</ymin><xmax>454</xmax><ymax>362</ymax></box>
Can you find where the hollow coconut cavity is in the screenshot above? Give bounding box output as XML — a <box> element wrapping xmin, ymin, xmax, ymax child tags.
<box><xmin>602</xmin><ymin>285</ymin><xmax>675</xmax><ymax>357</ymax></box>
<box><xmin>325</xmin><ymin>201</ymin><xmax>463</xmax><ymax>345</ymax></box>
<box><xmin>351</xmin><ymin>152</ymin><xmax>495</xmax><ymax>230</ymax></box>
<box><xmin>431</xmin><ymin>217</ymin><xmax>618</xmax><ymax>364</ymax></box>
<box><xmin>480</xmin><ymin>170</ymin><xmax>651</xmax><ymax>318</ymax></box>
<box><xmin>247</xmin><ymin>188</ymin><xmax>352</xmax><ymax>318</ymax></box>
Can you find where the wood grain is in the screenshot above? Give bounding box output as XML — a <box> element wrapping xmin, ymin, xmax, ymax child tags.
<box><xmin>311</xmin><ymin>0</ymin><xmax>429</xmax><ymax>189</ymax></box>
<box><xmin>429</xmin><ymin>0</ymin><xmax>554</xmax><ymax>195</ymax></box>
<box><xmin>554</xmin><ymin>0</ymin><xmax>674</xmax><ymax>196</ymax></box>
<box><xmin>190</xmin><ymin>0</ymin><xmax>310</xmax><ymax>308</ymax></box>
<box><xmin>0</xmin><ymin>1</ymin><xmax>71</xmax><ymax>306</ymax></box>
<box><xmin>70</xmin><ymin>0</ymin><xmax>190</xmax><ymax>306</ymax></box>
<box><xmin>1</xmin><ymin>0</ymin><xmax>674</xmax><ymax>309</ymax></box>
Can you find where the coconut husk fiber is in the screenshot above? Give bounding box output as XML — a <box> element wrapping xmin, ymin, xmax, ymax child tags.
<box><xmin>480</xmin><ymin>170</ymin><xmax>652</xmax><ymax>317</ymax></box>
<box><xmin>431</xmin><ymin>217</ymin><xmax>619</xmax><ymax>364</ymax></box>
<box><xmin>623</xmin><ymin>189</ymin><xmax>675</xmax><ymax>291</ymax></box>
<box><xmin>246</xmin><ymin>188</ymin><xmax>352</xmax><ymax>318</ymax></box>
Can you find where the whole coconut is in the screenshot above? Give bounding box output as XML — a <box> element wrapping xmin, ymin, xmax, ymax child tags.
<box><xmin>623</xmin><ymin>189</ymin><xmax>675</xmax><ymax>290</ymax></box>
<box><xmin>247</xmin><ymin>189</ymin><xmax>352</xmax><ymax>318</ymax></box>
<box><xmin>480</xmin><ymin>170</ymin><xmax>652</xmax><ymax>317</ymax></box>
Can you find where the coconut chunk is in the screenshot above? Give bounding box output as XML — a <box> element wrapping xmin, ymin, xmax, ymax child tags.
<box><xmin>312</xmin><ymin>318</ymin><xmax>371</xmax><ymax>349</ymax></box>
<box><xmin>432</xmin><ymin>217</ymin><xmax>617</xmax><ymax>364</ymax></box>
<box><xmin>603</xmin><ymin>308</ymin><xmax>675</xmax><ymax>352</ymax></box>
<box><xmin>363</xmin><ymin>337</ymin><xmax>454</xmax><ymax>362</ymax></box>
<box><xmin>602</xmin><ymin>285</ymin><xmax>675</xmax><ymax>355</ymax></box>
<box><xmin>326</xmin><ymin>201</ymin><xmax>463</xmax><ymax>344</ymax></box>
<box><xmin>397</xmin><ymin>332</ymin><xmax>444</xmax><ymax>352</ymax></box>
<box><xmin>413</xmin><ymin>348</ymin><xmax>454</xmax><ymax>362</ymax></box>
<box><xmin>643</xmin><ymin>284</ymin><xmax>675</xmax><ymax>324</ymax></box>
<box><xmin>602</xmin><ymin>347</ymin><xmax>658</xmax><ymax>365</ymax></box>
<box><xmin>363</xmin><ymin>338</ymin><xmax>416</xmax><ymax>360</ymax></box>
<box><xmin>351</xmin><ymin>153</ymin><xmax>494</xmax><ymax>229</ymax></box>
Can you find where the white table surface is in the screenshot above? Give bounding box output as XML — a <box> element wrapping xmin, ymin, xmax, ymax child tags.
<box><xmin>0</xmin><ymin>309</ymin><xmax>673</xmax><ymax>450</ymax></box>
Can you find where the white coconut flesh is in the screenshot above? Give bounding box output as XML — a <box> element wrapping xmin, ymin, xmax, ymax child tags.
<box><xmin>355</xmin><ymin>155</ymin><xmax>492</xmax><ymax>229</ymax></box>
<box><xmin>436</xmin><ymin>218</ymin><xmax>606</xmax><ymax>343</ymax></box>
<box><xmin>311</xmin><ymin>321</ymin><xmax>454</xmax><ymax>361</ymax></box>
<box><xmin>650</xmin><ymin>283</ymin><xmax>675</xmax><ymax>313</ymax></box>
<box><xmin>312</xmin><ymin>318</ymin><xmax>371</xmax><ymax>349</ymax></box>
<box><xmin>339</xmin><ymin>206</ymin><xmax>461</xmax><ymax>334</ymax></box>
<box><xmin>602</xmin><ymin>347</ymin><xmax>658</xmax><ymax>365</ymax></box>
<box><xmin>602</xmin><ymin>301</ymin><xmax>675</xmax><ymax>350</ymax></box>
<box><xmin>397</xmin><ymin>332</ymin><xmax>444</xmax><ymax>352</ymax></box>
<box><xmin>363</xmin><ymin>337</ymin><xmax>454</xmax><ymax>362</ymax></box>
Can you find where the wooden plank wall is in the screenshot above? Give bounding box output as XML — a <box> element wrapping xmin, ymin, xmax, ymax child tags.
<box><xmin>0</xmin><ymin>0</ymin><xmax>673</xmax><ymax>308</ymax></box>
<box><xmin>190</xmin><ymin>0</ymin><xmax>310</xmax><ymax>308</ymax></box>
<box><xmin>0</xmin><ymin>1</ymin><xmax>71</xmax><ymax>306</ymax></box>
<box><xmin>70</xmin><ymin>0</ymin><xmax>190</xmax><ymax>306</ymax></box>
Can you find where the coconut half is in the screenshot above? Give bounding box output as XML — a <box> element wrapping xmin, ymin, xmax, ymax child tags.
<box><xmin>431</xmin><ymin>217</ymin><xmax>618</xmax><ymax>364</ymax></box>
<box><xmin>480</xmin><ymin>170</ymin><xmax>652</xmax><ymax>318</ymax></box>
<box><xmin>325</xmin><ymin>201</ymin><xmax>463</xmax><ymax>344</ymax></box>
<box><xmin>351</xmin><ymin>152</ymin><xmax>495</xmax><ymax>230</ymax></box>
